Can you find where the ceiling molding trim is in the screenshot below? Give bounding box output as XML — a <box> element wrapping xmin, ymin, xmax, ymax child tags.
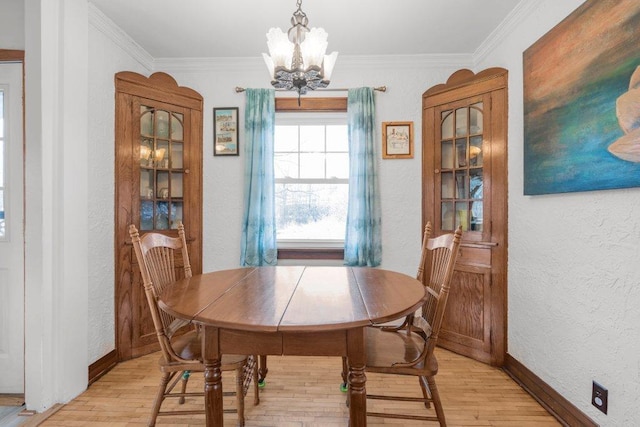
<box><xmin>154</xmin><ymin>53</ymin><xmax>473</xmax><ymax>73</ymax></box>
<box><xmin>473</xmin><ymin>0</ymin><xmax>538</xmax><ymax>66</ymax></box>
<box><xmin>88</xmin><ymin>3</ymin><xmax>154</xmax><ymax>71</ymax></box>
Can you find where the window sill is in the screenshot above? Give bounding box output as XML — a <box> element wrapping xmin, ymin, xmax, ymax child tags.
<box><xmin>277</xmin><ymin>247</ymin><xmax>344</xmax><ymax>260</ymax></box>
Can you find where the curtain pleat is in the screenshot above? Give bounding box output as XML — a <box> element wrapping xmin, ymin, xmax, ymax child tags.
<box><xmin>344</xmin><ymin>87</ymin><xmax>382</xmax><ymax>266</ymax></box>
<box><xmin>240</xmin><ymin>89</ymin><xmax>278</xmax><ymax>266</ymax></box>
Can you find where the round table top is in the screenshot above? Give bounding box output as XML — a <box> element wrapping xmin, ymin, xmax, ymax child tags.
<box><xmin>159</xmin><ymin>266</ymin><xmax>425</xmax><ymax>333</ymax></box>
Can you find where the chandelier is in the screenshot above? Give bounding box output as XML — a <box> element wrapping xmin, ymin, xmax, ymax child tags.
<box><xmin>262</xmin><ymin>0</ymin><xmax>338</xmax><ymax>97</ymax></box>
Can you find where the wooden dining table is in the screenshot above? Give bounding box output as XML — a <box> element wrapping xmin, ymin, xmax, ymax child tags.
<box><xmin>158</xmin><ymin>265</ymin><xmax>426</xmax><ymax>426</ymax></box>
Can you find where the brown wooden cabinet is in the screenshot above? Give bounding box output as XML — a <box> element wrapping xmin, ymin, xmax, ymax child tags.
<box><xmin>115</xmin><ymin>71</ymin><xmax>203</xmax><ymax>361</ymax></box>
<box><xmin>422</xmin><ymin>68</ymin><xmax>507</xmax><ymax>366</ymax></box>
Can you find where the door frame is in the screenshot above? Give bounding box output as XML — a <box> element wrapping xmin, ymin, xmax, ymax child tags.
<box><xmin>0</xmin><ymin>49</ymin><xmax>26</xmax><ymax>396</ymax></box>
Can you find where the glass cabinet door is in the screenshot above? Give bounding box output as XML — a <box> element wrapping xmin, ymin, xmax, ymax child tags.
<box><xmin>438</xmin><ymin>101</ymin><xmax>484</xmax><ymax>232</ymax></box>
<box><xmin>139</xmin><ymin>105</ymin><xmax>185</xmax><ymax>230</ymax></box>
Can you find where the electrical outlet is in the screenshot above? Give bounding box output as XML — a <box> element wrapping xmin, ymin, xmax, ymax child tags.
<box><xmin>592</xmin><ymin>381</ymin><xmax>608</xmax><ymax>414</ymax></box>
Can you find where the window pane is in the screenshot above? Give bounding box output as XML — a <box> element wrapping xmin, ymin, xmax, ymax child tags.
<box><xmin>326</xmin><ymin>125</ymin><xmax>348</xmax><ymax>151</ymax></box>
<box><xmin>275</xmin><ymin>153</ymin><xmax>298</xmax><ymax>178</ymax></box>
<box><xmin>276</xmin><ymin>183</ymin><xmax>348</xmax><ymax>240</ymax></box>
<box><xmin>326</xmin><ymin>153</ymin><xmax>349</xmax><ymax>179</ymax></box>
<box><xmin>300</xmin><ymin>125</ymin><xmax>325</xmax><ymax>152</ymax></box>
<box><xmin>300</xmin><ymin>153</ymin><xmax>325</xmax><ymax>179</ymax></box>
<box><xmin>275</xmin><ymin>125</ymin><xmax>299</xmax><ymax>151</ymax></box>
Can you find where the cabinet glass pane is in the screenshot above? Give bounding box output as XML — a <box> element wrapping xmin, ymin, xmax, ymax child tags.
<box><xmin>442</xmin><ymin>202</ymin><xmax>454</xmax><ymax>231</ymax></box>
<box><xmin>171</xmin><ymin>113</ymin><xmax>184</xmax><ymax>141</ymax></box>
<box><xmin>470</xmin><ymin>135</ymin><xmax>483</xmax><ymax>167</ymax></box>
<box><xmin>470</xmin><ymin>102</ymin><xmax>483</xmax><ymax>134</ymax></box>
<box><xmin>470</xmin><ymin>169</ymin><xmax>483</xmax><ymax>199</ymax></box>
<box><xmin>171</xmin><ymin>173</ymin><xmax>184</xmax><ymax>198</ymax></box>
<box><xmin>140</xmin><ymin>200</ymin><xmax>154</xmax><ymax>230</ymax></box>
<box><xmin>140</xmin><ymin>106</ymin><xmax>154</xmax><ymax>136</ymax></box>
<box><xmin>156</xmin><ymin>110</ymin><xmax>170</xmax><ymax>138</ymax></box>
<box><xmin>155</xmin><ymin>202</ymin><xmax>169</xmax><ymax>229</ymax></box>
<box><xmin>157</xmin><ymin>171</ymin><xmax>169</xmax><ymax>198</ymax></box>
<box><xmin>441</xmin><ymin>140</ymin><xmax>454</xmax><ymax>169</ymax></box>
<box><xmin>455</xmin><ymin>138</ymin><xmax>467</xmax><ymax>168</ymax></box>
<box><xmin>456</xmin><ymin>201</ymin><xmax>469</xmax><ymax>231</ymax></box>
<box><xmin>455</xmin><ymin>170</ymin><xmax>468</xmax><ymax>198</ymax></box>
<box><xmin>140</xmin><ymin>138</ymin><xmax>153</xmax><ymax>167</ymax></box>
<box><xmin>441</xmin><ymin>172</ymin><xmax>454</xmax><ymax>199</ymax></box>
<box><xmin>455</xmin><ymin>108</ymin><xmax>467</xmax><ymax>137</ymax></box>
<box><xmin>140</xmin><ymin>170</ymin><xmax>154</xmax><ymax>199</ymax></box>
<box><xmin>441</xmin><ymin>111</ymin><xmax>453</xmax><ymax>140</ymax></box>
<box><xmin>471</xmin><ymin>201</ymin><xmax>483</xmax><ymax>231</ymax></box>
<box><xmin>156</xmin><ymin>140</ymin><xmax>169</xmax><ymax>169</ymax></box>
<box><xmin>171</xmin><ymin>202</ymin><xmax>183</xmax><ymax>229</ymax></box>
<box><xmin>171</xmin><ymin>142</ymin><xmax>183</xmax><ymax>169</ymax></box>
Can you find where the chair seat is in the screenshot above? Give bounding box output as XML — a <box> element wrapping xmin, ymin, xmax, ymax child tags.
<box><xmin>160</xmin><ymin>330</ymin><xmax>249</xmax><ymax>370</ymax></box>
<box><xmin>365</xmin><ymin>327</ymin><xmax>438</xmax><ymax>376</ymax></box>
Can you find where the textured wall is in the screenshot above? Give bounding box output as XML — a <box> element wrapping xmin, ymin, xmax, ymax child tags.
<box><xmin>476</xmin><ymin>0</ymin><xmax>640</xmax><ymax>425</ymax></box>
<box><xmin>87</xmin><ymin>19</ymin><xmax>149</xmax><ymax>364</ymax></box>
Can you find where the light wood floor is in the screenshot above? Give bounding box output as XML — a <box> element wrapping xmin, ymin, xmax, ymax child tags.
<box><xmin>31</xmin><ymin>348</ymin><xmax>560</xmax><ymax>426</ymax></box>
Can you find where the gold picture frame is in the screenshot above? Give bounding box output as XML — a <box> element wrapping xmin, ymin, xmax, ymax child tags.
<box><xmin>382</xmin><ymin>121</ymin><xmax>413</xmax><ymax>159</ymax></box>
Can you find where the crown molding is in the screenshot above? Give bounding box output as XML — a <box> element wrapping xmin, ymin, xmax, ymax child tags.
<box><xmin>88</xmin><ymin>3</ymin><xmax>154</xmax><ymax>71</ymax></box>
<box><xmin>473</xmin><ymin>0</ymin><xmax>539</xmax><ymax>66</ymax></box>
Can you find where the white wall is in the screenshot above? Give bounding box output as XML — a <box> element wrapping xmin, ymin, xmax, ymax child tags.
<box><xmin>0</xmin><ymin>0</ymin><xmax>24</xmax><ymax>50</ymax></box>
<box><xmin>159</xmin><ymin>55</ymin><xmax>471</xmax><ymax>276</ymax></box>
<box><xmin>87</xmin><ymin>4</ymin><xmax>151</xmax><ymax>364</ymax></box>
<box><xmin>476</xmin><ymin>0</ymin><xmax>640</xmax><ymax>425</ymax></box>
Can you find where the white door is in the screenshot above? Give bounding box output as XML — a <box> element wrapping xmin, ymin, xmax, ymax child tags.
<box><xmin>0</xmin><ymin>62</ymin><xmax>25</xmax><ymax>394</ymax></box>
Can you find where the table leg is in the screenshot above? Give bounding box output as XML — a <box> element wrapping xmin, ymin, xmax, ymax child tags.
<box><xmin>203</xmin><ymin>326</ymin><xmax>223</xmax><ymax>426</ymax></box>
<box><xmin>347</xmin><ymin>328</ymin><xmax>366</xmax><ymax>427</ymax></box>
<box><xmin>259</xmin><ymin>355</ymin><xmax>268</xmax><ymax>385</ymax></box>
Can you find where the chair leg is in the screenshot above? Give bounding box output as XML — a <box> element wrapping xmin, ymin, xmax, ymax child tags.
<box><xmin>179</xmin><ymin>370</ymin><xmax>190</xmax><ymax>404</ymax></box>
<box><xmin>253</xmin><ymin>355</ymin><xmax>260</xmax><ymax>405</ymax></box>
<box><xmin>419</xmin><ymin>375</ymin><xmax>432</xmax><ymax>408</ymax></box>
<box><xmin>258</xmin><ymin>355</ymin><xmax>268</xmax><ymax>387</ymax></box>
<box><xmin>148</xmin><ymin>372</ymin><xmax>171</xmax><ymax>427</ymax></box>
<box><xmin>426</xmin><ymin>375</ymin><xmax>446</xmax><ymax>427</ymax></box>
<box><xmin>340</xmin><ymin>357</ymin><xmax>348</xmax><ymax>392</ymax></box>
<box><xmin>236</xmin><ymin>365</ymin><xmax>246</xmax><ymax>427</ymax></box>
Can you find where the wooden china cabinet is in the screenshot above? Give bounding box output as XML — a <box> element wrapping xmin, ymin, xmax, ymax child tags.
<box><xmin>115</xmin><ymin>71</ymin><xmax>203</xmax><ymax>361</ymax></box>
<box><xmin>422</xmin><ymin>68</ymin><xmax>507</xmax><ymax>366</ymax></box>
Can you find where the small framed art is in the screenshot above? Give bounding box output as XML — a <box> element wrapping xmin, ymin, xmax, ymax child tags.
<box><xmin>213</xmin><ymin>107</ymin><xmax>239</xmax><ymax>156</ymax></box>
<box><xmin>382</xmin><ymin>121</ymin><xmax>413</xmax><ymax>159</ymax></box>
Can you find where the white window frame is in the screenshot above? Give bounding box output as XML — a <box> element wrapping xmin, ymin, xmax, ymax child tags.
<box><xmin>275</xmin><ymin>112</ymin><xmax>348</xmax><ymax>250</ymax></box>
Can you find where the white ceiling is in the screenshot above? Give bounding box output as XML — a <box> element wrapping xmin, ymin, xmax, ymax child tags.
<box><xmin>88</xmin><ymin>0</ymin><xmax>522</xmax><ymax>59</ymax></box>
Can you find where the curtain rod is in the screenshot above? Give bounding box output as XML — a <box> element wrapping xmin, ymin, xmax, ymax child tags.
<box><xmin>234</xmin><ymin>86</ymin><xmax>387</xmax><ymax>93</ymax></box>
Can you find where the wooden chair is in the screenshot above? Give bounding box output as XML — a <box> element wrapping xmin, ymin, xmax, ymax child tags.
<box><xmin>340</xmin><ymin>222</ymin><xmax>434</xmax><ymax>390</ymax></box>
<box><xmin>363</xmin><ymin>226</ymin><xmax>462</xmax><ymax>425</ymax></box>
<box><xmin>129</xmin><ymin>223</ymin><xmax>259</xmax><ymax>427</ymax></box>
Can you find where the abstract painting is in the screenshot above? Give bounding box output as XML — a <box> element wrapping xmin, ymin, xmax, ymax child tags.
<box><xmin>523</xmin><ymin>0</ymin><xmax>640</xmax><ymax>195</ymax></box>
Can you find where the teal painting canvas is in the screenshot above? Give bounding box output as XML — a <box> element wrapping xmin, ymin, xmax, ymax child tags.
<box><xmin>523</xmin><ymin>0</ymin><xmax>640</xmax><ymax>195</ymax></box>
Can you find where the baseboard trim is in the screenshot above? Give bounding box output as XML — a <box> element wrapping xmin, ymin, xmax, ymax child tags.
<box><xmin>88</xmin><ymin>349</ymin><xmax>118</xmax><ymax>386</ymax></box>
<box><xmin>503</xmin><ymin>353</ymin><xmax>598</xmax><ymax>427</ymax></box>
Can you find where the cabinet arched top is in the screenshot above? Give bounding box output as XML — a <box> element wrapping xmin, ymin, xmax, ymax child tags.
<box><xmin>115</xmin><ymin>71</ymin><xmax>203</xmax><ymax>111</ymax></box>
<box><xmin>423</xmin><ymin>68</ymin><xmax>507</xmax><ymax>108</ymax></box>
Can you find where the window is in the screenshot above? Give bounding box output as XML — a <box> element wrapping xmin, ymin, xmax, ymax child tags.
<box><xmin>274</xmin><ymin>112</ymin><xmax>348</xmax><ymax>249</ymax></box>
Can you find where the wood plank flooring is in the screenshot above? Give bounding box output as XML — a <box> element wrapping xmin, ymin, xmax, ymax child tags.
<box><xmin>28</xmin><ymin>348</ymin><xmax>560</xmax><ymax>426</ymax></box>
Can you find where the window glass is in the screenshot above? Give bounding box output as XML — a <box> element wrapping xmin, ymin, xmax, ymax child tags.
<box><xmin>274</xmin><ymin>113</ymin><xmax>348</xmax><ymax>244</ymax></box>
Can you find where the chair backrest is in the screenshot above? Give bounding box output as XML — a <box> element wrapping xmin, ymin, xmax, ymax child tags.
<box><xmin>129</xmin><ymin>223</ymin><xmax>193</xmax><ymax>363</ymax></box>
<box><xmin>413</xmin><ymin>226</ymin><xmax>462</xmax><ymax>358</ymax></box>
<box><xmin>416</xmin><ymin>221</ymin><xmax>432</xmax><ymax>284</ymax></box>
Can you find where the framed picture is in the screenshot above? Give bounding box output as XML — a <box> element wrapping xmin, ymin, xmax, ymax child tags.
<box><xmin>382</xmin><ymin>121</ymin><xmax>414</xmax><ymax>159</ymax></box>
<box><xmin>213</xmin><ymin>107</ymin><xmax>239</xmax><ymax>156</ymax></box>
